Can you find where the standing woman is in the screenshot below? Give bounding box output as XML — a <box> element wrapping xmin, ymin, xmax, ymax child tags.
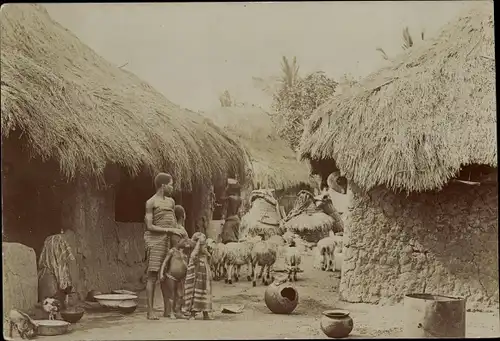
<box><xmin>182</xmin><ymin>232</ymin><xmax>213</xmax><ymax>320</ymax></box>
<box><xmin>219</xmin><ymin>179</ymin><xmax>243</xmax><ymax>244</ymax></box>
<box><xmin>144</xmin><ymin>172</ymin><xmax>184</xmax><ymax>320</ymax></box>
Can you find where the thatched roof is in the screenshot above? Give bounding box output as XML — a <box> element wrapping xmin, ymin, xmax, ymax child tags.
<box><xmin>200</xmin><ymin>105</ymin><xmax>312</xmax><ymax>190</ymax></box>
<box><xmin>299</xmin><ymin>3</ymin><xmax>496</xmax><ymax>193</ymax></box>
<box><xmin>0</xmin><ymin>4</ymin><xmax>246</xmax><ymax>190</ymax></box>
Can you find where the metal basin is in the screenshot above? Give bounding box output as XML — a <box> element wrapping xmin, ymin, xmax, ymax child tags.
<box><xmin>35</xmin><ymin>320</ymin><xmax>70</xmax><ymax>336</ymax></box>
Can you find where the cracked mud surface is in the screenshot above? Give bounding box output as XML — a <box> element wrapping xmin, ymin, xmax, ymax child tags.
<box><xmin>26</xmin><ymin>254</ymin><xmax>499</xmax><ymax>340</ymax></box>
<box><xmin>341</xmin><ymin>184</ymin><xmax>499</xmax><ymax>309</ymax></box>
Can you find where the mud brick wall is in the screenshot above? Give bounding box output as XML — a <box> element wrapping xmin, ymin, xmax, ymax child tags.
<box><xmin>60</xmin><ymin>178</ymin><xmax>146</xmax><ymax>299</ymax></box>
<box><xmin>2</xmin><ymin>243</ymin><xmax>38</xmax><ymax>317</ymax></box>
<box><xmin>340</xmin><ymin>182</ymin><xmax>499</xmax><ymax>311</ymax></box>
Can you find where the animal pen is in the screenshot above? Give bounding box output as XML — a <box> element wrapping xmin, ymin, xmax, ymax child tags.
<box><xmin>300</xmin><ymin>3</ymin><xmax>498</xmax><ymax>311</ymax></box>
<box><xmin>1</xmin><ymin>3</ymin><xmax>246</xmax><ymax>315</ymax></box>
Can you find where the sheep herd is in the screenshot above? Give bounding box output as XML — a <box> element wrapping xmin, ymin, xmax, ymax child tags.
<box><xmin>206</xmin><ymin>231</ymin><xmax>343</xmax><ymax>287</ymax></box>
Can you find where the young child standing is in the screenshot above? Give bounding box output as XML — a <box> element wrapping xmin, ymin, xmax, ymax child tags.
<box><xmin>159</xmin><ymin>237</ymin><xmax>190</xmax><ymax>319</ymax></box>
<box><xmin>160</xmin><ymin>205</ymin><xmax>189</xmax><ymax>318</ymax></box>
<box><xmin>181</xmin><ymin>232</ymin><xmax>214</xmax><ymax>320</ymax></box>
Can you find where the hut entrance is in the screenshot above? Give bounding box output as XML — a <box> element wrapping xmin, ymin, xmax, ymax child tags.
<box><xmin>2</xmin><ymin>136</ymin><xmax>66</xmax><ymax>257</ymax></box>
<box><xmin>114</xmin><ymin>171</ymin><xmax>195</xmax><ymax>235</ymax></box>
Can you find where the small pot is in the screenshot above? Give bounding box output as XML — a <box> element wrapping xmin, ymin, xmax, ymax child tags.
<box><xmin>117</xmin><ymin>300</ymin><xmax>137</xmax><ymax>314</ymax></box>
<box><xmin>60</xmin><ymin>307</ymin><xmax>85</xmax><ymax>323</ymax></box>
<box><xmin>320</xmin><ymin>310</ymin><xmax>353</xmax><ymax>338</ymax></box>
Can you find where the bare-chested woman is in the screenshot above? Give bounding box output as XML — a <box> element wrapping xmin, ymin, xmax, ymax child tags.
<box><xmin>144</xmin><ymin>173</ymin><xmax>186</xmax><ymax>320</ymax></box>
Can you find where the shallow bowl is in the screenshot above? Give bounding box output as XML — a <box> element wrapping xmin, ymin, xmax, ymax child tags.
<box><xmin>35</xmin><ymin>320</ymin><xmax>70</xmax><ymax>336</ymax></box>
<box><xmin>94</xmin><ymin>294</ymin><xmax>138</xmax><ymax>308</ymax></box>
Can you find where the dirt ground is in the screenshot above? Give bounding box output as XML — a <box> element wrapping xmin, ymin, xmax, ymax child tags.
<box><xmin>29</xmin><ymin>254</ymin><xmax>500</xmax><ymax>340</ymax></box>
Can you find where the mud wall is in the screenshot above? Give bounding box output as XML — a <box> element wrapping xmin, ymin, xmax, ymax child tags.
<box><xmin>2</xmin><ymin>243</ymin><xmax>38</xmax><ymax>317</ymax></box>
<box><xmin>340</xmin><ymin>182</ymin><xmax>499</xmax><ymax>310</ymax></box>
<box><xmin>60</xmin><ymin>178</ymin><xmax>145</xmax><ymax>298</ymax></box>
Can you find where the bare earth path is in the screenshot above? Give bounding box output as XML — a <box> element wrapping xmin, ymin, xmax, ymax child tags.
<box><xmin>41</xmin><ymin>255</ymin><xmax>499</xmax><ymax>340</ymax></box>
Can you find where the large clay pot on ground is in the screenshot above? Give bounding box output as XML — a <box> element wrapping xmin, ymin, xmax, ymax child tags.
<box><xmin>264</xmin><ymin>277</ymin><xmax>299</xmax><ymax>314</ymax></box>
<box><xmin>320</xmin><ymin>309</ymin><xmax>354</xmax><ymax>338</ymax></box>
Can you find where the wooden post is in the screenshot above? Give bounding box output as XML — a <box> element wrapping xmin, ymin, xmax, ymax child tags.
<box><xmin>404</xmin><ymin>293</ymin><xmax>466</xmax><ymax>338</ymax></box>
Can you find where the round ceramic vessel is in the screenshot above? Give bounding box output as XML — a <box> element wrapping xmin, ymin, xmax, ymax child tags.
<box><xmin>264</xmin><ymin>280</ymin><xmax>299</xmax><ymax>314</ymax></box>
<box><xmin>320</xmin><ymin>310</ymin><xmax>354</xmax><ymax>338</ymax></box>
<box><xmin>60</xmin><ymin>308</ymin><xmax>85</xmax><ymax>323</ymax></box>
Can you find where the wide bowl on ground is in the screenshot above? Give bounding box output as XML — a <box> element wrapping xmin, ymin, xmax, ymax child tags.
<box><xmin>60</xmin><ymin>307</ymin><xmax>85</xmax><ymax>323</ymax></box>
<box><xmin>94</xmin><ymin>294</ymin><xmax>138</xmax><ymax>308</ymax></box>
<box><xmin>35</xmin><ymin>320</ymin><xmax>70</xmax><ymax>336</ymax></box>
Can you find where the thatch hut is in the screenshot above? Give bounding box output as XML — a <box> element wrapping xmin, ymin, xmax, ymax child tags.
<box><xmin>1</xmin><ymin>3</ymin><xmax>245</xmax><ymax>303</ymax></box>
<box><xmin>201</xmin><ymin>105</ymin><xmax>316</xmax><ymax>213</ymax></box>
<box><xmin>299</xmin><ymin>3</ymin><xmax>497</xmax><ymax>310</ymax></box>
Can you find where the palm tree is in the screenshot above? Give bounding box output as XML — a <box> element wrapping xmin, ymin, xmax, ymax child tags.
<box><xmin>376</xmin><ymin>27</ymin><xmax>425</xmax><ymax>61</ymax></box>
<box><xmin>279</xmin><ymin>56</ymin><xmax>300</xmax><ymax>89</ymax></box>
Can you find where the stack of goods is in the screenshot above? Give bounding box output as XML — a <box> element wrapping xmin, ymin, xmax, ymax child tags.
<box><xmin>240</xmin><ymin>189</ymin><xmax>283</xmax><ymax>240</ymax></box>
<box><xmin>282</xmin><ymin>190</ymin><xmax>343</xmax><ymax>243</ymax></box>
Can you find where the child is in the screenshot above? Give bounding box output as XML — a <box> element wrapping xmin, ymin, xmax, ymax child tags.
<box><xmin>159</xmin><ymin>204</ymin><xmax>189</xmax><ymax>318</ymax></box>
<box><xmin>159</xmin><ymin>237</ymin><xmax>190</xmax><ymax>319</ymax></box>
<box><xmin>171</xmin><ymin>205</ymin><xmax>189</xmax><ymax>247</ymax></box>
<box><xmin>181</xmin><ymin>232</ymin><xmax>214</xmax><ymax>320</ymax></box>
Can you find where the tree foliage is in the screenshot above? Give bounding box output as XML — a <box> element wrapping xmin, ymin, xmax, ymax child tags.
<box><xmin>271</xmin><ymin>70</ymin><xmax>337</xmax><ymax>151</ymax></box>
<box><xmin>376</xmin><ymin>26</ymin><xmax>425</xmax><ymax>61</ymax></box>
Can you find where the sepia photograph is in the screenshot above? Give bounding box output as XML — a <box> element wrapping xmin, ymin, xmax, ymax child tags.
<box><xmin>1</xmin><ymin>1</ymin><xmax>498</xmax><ymax>339</ymax></box>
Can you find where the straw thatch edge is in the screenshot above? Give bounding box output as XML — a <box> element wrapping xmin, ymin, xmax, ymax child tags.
<box><xmin>299</xmin><ymin>3</ymin><xmax>496</xmax><ymax>193</ymax></box>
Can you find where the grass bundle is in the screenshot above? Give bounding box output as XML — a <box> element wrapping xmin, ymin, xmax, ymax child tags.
<box><xmin>284</xmin><ymin>212</ymin><xmax>338</xmax><ymax>243</ymax></box>
<box><xmin>240</xmin><ymin>190</ymin><xmax>282</xmax><ymax>239</ymax></box>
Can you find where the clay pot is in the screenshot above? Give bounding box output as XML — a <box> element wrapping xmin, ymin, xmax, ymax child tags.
<box><xmin>86</xmin><ymin>290</ymin><xmax>102</xmax><ymax>303</ymax></box>
<box><xmin>264</xmin><ymin>278</ymin><xmax>299</xmax><ymax>314</ymax></box>
<box><xmin>320</xmin><ymin>310</ymin><xmax>354</xmax><ymax>338</ymax></box>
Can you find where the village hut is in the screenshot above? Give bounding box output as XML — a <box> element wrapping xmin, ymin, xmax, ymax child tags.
<box><xmin>299</xmin><ymin>3</ymin><xmax>497</xmax><ymax>310</ymax></box>
<box><xmin>1</xmin><ymin>3</ymin><xmax>246</xmax><ymax>312</ymax></box>
<box><xmin>200</xmin><ymin>105</ymin><xmax>316</xmax><ymax>239</ymax></box>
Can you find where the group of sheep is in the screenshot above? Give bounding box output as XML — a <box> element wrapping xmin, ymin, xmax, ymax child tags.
<box><xmin>206</xmin><ymin>231</ymin><xmax>303</xmax><ymax>286</ymax></box>
<box><xmin>205</xmin><ymin>230</ymin><xmax>344</xmax><ymax>287</ymax></box>
<box><xmin>315</xmin><ymin>231</ymin><xmax>344</xmax><ymax>272</ymax></box>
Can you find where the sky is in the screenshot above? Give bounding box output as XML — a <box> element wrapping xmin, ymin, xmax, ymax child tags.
<box><xmin>44</xmin><ymin>1</ymin><xmax>469</xmax><ymax>112</ymax></box>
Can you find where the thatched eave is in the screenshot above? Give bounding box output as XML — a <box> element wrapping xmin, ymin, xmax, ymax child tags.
<box><xmin>299</xmin><ymin>3</ymin><xmax>496</xmax><ymax>193</ymax></box>
<box><xmin>200</xmin><ymin>105</ymin><xmax>314</xmax><ymax>190</ymax></box>
<box><xmin>0</xmin><ymin>4</ymin><xmax>246</xmax><ymax>190</ymax></box>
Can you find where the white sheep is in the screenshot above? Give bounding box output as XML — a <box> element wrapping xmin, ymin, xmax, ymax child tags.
<box><xmin>250</xmin><ymin>234</ymin><xmax>283</xmax><ymax>286</ymax></box>
<box><xmin>224</xmin><ymin>236</ymin><xmax>260</xmax><ymax>284</ymax></box>
<box><xmin>206</xmin><ymin>238</ymin><xmax>227</xmax><ymax>281</ymax></box>
<box><xmin>284</xmin><ymin>237</ymin><xmax>302</xmax><ymax>282</ymax></box>
<box><xmin>317</xmin><ymin>233</ymin><xmax>343</xmax><ymax>272</ymax></box>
